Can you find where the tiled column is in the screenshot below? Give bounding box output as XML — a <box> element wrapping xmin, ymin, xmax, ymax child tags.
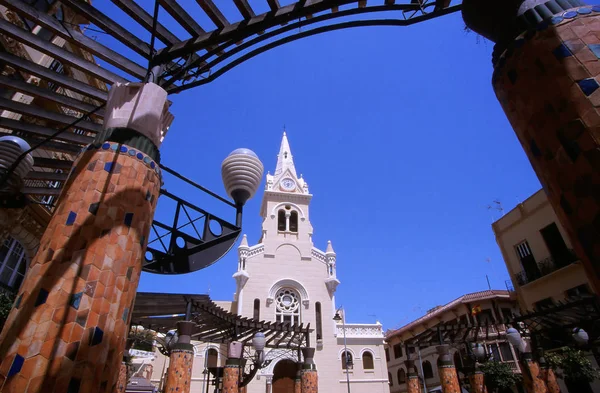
<box><xmin>437</xmin><ymin>345</ymin><xmax>461</xmax><ymax>393</ymax></box>
<box><xmin>301</xmin><ymin>347</ymin><xmax>318</xmax><ymax>393</ymax></box>
<box><xmin>0</xmin><ymin>82</ymin><xmax>170</xmax><ymax>393</ymax></box>
<box><xmin>295</xmin><ymin>362</ymin><xmax>302</xmax><ymax>393</ymax></box>
<box><xmin>468</xmin><ymin>370</ymin><xmax>487</xmax><ymax>393</ymax></box>
<box><xmin>115</xmin><ymin>362</ymin><xmax>128</xmax><ymax>393</ymax></box>
<box><xmin>521</xmin><ymin>354</ymin><xmax>549</xmax><ymax>393</ymax></box>
<box><xmin>222</xmin><ymin>359</ymin><xmax>240</xmax><ymax>393</ymax></box>
<box><xmin>164</xmin><ymin>321</ymin><xmax>195</xmax><ymax>393</ymax></box>
<box><xmin>405</xmin><ymin>359</ymin><xmax>421</xmax><ymax>393</ymax></box>
<box><xmin>464</xmin><ymin>0</ymin><xmax>600</xmax><ymax>293</ymax></box>
<box><xmin>541</xmin><ymin>367</ymin><xmax>561</xmax><ymax>393</ymax></box>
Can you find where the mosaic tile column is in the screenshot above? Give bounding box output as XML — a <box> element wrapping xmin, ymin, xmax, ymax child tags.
<box><xmin>300</xmin><ymin>368</ymin><xmax>318</xmax><ymax>393</ymax></box>
<box><xmin>521</xmin><ymin>354</ymin><xmax>549</xmax><ymax>393</ymax></box>
<box><xmin>295</xmin><ymin>362</ymin><xmax>302</xmax><ymax>393</ymax></box>
<box><xmin>222</xmin><ymin>360</ymin><xmax>240</xmax><ymax>393</ymax></box>
<box><xmin>0</xmin><ymin>82</ymin><xmax>171</xmax><ymax>393</ymax></box>
<box><xmin>164</xmin><ymin>321</ymin><xmax>194</xmax><ymax>393</ymax></box>
<box><xmin>437</xmin><ymin>345</ymin><xmax>461</xmax><ymax>393</ymax></box>
<box><xmin>116</xmin><ymin>362</ymin><xmax>128</xmax><ymax>393</ymax></box>
<box><xmin>405</xmin><ymin>359</ymin><xmax>421</xmax><ymax>393</ymax></box>
<box><xmin>541</xmin><ymin>367</ymin><xmax>561</xmax><ymax>393</ymax></box>
<box><xmin>487</xmin><ymin>4</ymin><xmax>600</xmax><ymax>293</ymax></box>
<box><xmin>468</xmin><ymin>370</ymin><xmax>487</xmax><ymax>393</ymax></box>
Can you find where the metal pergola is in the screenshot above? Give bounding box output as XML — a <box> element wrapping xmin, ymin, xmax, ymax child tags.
<box><xmin>0</xmin><ymin>0</ymin><xmax>461</xmax><ymax>274</ymax></box>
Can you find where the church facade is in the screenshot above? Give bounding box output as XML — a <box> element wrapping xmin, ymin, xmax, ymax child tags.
<box><xmin>148</xmin><ymin>133</ymin><xmax>390</xmax><ymax>393</ymax></box>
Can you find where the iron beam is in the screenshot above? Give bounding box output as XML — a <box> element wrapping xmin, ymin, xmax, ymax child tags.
<box><xmin>0</xmin><ymin>18</ymin><xmax>126</xmax><ymax>84</ymax></box>
<box><xmin>0</xmin><ymin>0</ymin><xmax>146</xmax><ymax>80</ymax></box>
<box><xmin>0</xmin><ymin>117</ymin><xmax>93</xmax><ymax>145</ymax></box>
<box><xmin>22</xmin><ymin>186</ymin><xmax>61</xmax><ymax>196</ymax></box>
<box><xmin>33</xmin><ymin>157</ymin><xmax>73</xmax><ymax>170</ymax></box>
<box><xmin>196</xmin><ymin>0</ymin><xmax>230</xmax><ymax>29</ymax></box>
<box><xmin>0</xmin><ymin>97</ymin><xmax>101</xmax><ymax>133</ymax></box>
<box><xmin>110</xmin><ymin>0</ymin><xmax>180</xmax><ymax>45</ymax></box>
<box><xmin>158</xmin><ymin>0</ymin><xmax>205</xmax><ymax>36</ymax></box>
<box><xmin>234</xmin><ymin>0</ymin><xmax>256</xmax><ymax>19</ymax></box>
<box><xmin>0</xmin><ymin>52</ymin><xmax>108</xmax><ymax>102</ymax></box>
<box><xmin>0</xmin><ymin>74</ymin><xmax>104</xmax><ymax>117</ymax></box>
<box><xmin>0</xmin><ymin>131</ymin><xmax>82</xmax><ymax>154</ymax></box>
<box><xmin>25</xmin><ymin>171</ymin><xmax>69</xmax><ymax>181</ymax></box>
<box><xmin>267</xmin><ymin>0</ymin><xmax>281</xmax><ymax>11</ymax></box>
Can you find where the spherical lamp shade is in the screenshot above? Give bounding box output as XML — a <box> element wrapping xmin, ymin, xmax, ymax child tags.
<box><xmin>472</xmin><ymin>343</ymin><xmax>486</xmax><ymax>361</ymax></box>
<box><xmin>573</xmin><ymin>328</ymin><xmax>589</xmax><ymax>345</ymax></box>
<box><xmin>252</xmin><ymin>332</ymin><xmax>266</xmax><ymax>353</ymax></box>
<box><xmin>165</xmin><ymin>329</ymin><xmax>178</xmax><ymax>349</ymax></box>
<box><xmin>221</xmin><ymin>148</ymin><xmax>264</xmax><ymax>206</ymax></box>
<box><xmin>0</xmin><ymin>136</ymin><xmax>34</xmax><ymax>192</ymax></box>
<box><xmin>506</xmin><ymin>327</ymin><xmax>522</xmax><ymax>347</ymax></box>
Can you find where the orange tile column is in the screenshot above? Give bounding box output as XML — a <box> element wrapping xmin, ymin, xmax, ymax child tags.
<box><xmin>301</xmin><ymin>348</ymin><xmax>318</xmax><ymax>393</ymax></box>
<box><xmin>405</xmin><ymin>359</ymin><xmax>421</xmax><ymax>393</ymax></box>
<box><xmin>115</xmin><ymin>362</ymin><xmax>128</xmax><ymax>393</ymax></box>
<box><xmin>465</xmin><ymin>3</ymin><xmax>600</xmax><ymax>293</ymax></box>
<box><xmin>164</xmin><ymin>321</ymin><xmax>194</xmax><ymax>393</ymax></box>
<box><xmin>0</xmin><ymin>82</ymin><xmax>169</xmax><ymax>393</ymax></box>
<box><xmin>437</xmin><ymin>345</ymin><xmax>461</xmax><ymax>393</ymax></box>
<box><xmin>295</xmin><ymin>362</ymin><xmax>302</xmax><ymax>393</ymax></box>
<box><xmin>468</xmin><ymin>370</ymin><xmax>487</xmax><ymax>393</ymax></box>
<box><xmin>541</xmin><ymin>367</ymin><xmax>561</xmax><ymax>393</ymax></box>
<box><xmin>521</xmin><ymin>354</ymin><xmax>549</xmax><ymax>393</ymax></box>
<box><xmin>222</xmin><ymin>359</ymin><xmax>240</xmax><ymax>393</ymax></box>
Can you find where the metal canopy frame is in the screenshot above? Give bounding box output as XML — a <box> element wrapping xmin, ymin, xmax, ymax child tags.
<box><xmin>130</xmin><ymin>292</ymin><xmax>311</xmax><ymax>355</ymax></box>
<box><xmin>0</xmin><ymin>0</ymin><xmax>461</xmax><ymax>271</ymax></box>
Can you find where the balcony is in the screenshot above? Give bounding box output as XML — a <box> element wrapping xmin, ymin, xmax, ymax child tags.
<box><xmin>514</xmin><ymin>249</ymin><xmax>578</xmax><ymax>286</ymax></box>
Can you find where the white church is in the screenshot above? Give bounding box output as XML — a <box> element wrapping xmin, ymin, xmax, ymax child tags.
<box><xmin>148</xmin><ymin>133</ymin><xmax>390</xmax><ymax>393</ymax></box>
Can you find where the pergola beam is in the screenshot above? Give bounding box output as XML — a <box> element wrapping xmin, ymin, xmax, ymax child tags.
<box><xmin>159</xmin><ymin>0</ymin><xmax>206</xmax><ymax>36</ymax></box>
<box><xmin>33</xmin><ymin>157</ymin><xmax>74</xmax><ymax>170</ymax></box>
<box><xmin>196</xmin><ymin>0</ymin><xmax>230</xmax><ymax>29</ymax></box>
<box><xmin>110</xmin><ymin>0</ymin><xmax>181</xmax><ymax>45</ymax></box>
<box><xmin>234</xmin><ymin>0</ymin><xmax>256</xmax><ymax>19</ymax></box>
<box><xmin>0</xmin><ymin>117</ymin><xmax>93</xmax><ymax>145</ymax></box>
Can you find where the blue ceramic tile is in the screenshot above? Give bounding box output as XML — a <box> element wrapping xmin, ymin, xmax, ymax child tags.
<box><xmin>578</xmin><ymin>78</ymin><xmax>599</xmax><ymax>96</ymax></box>
<box><xmin>88</xmin><ymin>202</ymin><xmax>99</xmax><ymax>216</ymax></box>
<box><xmin>124</xmin><ymin>213</ymin><xmax>134</xmax><ymax>227</ymax></box>
<box><xmin>143</xmin><ymin>156</ymin><xmax>151</xmax><ymax>164</ymax></box>
<box><xmin>564</xmin><ymin>10</ymin><xmax>577</xmax><ymax>18</ymax></box>
<box><xmin>537</xmin><ymin>20</ymin><xmax>549</xmax><ymax>30</ymax></box>
<box><xmin>553</xmin><ymin>43</ymin><xmax>572</xmax><ymax>58</ymax></box>
<box><xmin>150</xmin><ymin>161</ymin><xmax>155</xmax><ymax>169</ymax></box>
<box><xmin>70</xmin><ymin>292</ymin><xmax>83</xmax><ymax>310</ymax></box>
<box><xmin>120</xmin><ymin>146</ymin><xmax>128</xmax><ymax>153</ymax></box>
<box><xmin>102</xmin><ymin>143</ymin><xmax>110</xmax><ymax>150</ymax></box>
<box><xmin>122</xmin><ymin>308</ymin><xmax>129</xmax><ymax>322</ymax></box>
<box><xmin>136</xmin><ymin>153</ymin><xmax>144</xmax><ymax>160</ymax></box>
<box><xmin>35</xmin><ymin>288</ymin><xmax>48</xmax><ymax>307</ymax></box>
<box><xmin>128</xmin><ymin>149</ymin><xmax>136</xmax><ymax>156</ymax></box>
<box><xmin>89</xmin><ymin>327</ymin><xmax>104</xmax><ymax>346</ymax></box>
<box><xmin>110</xmin><ymin>144</ymin><xmax>118</xmax><ymax>151</ymax></box>
<box><xmin>589</xmin><ymin>44</ymin><xmax>600</xmax><ymax>59</ymax></box>
<box><xmin>104</xmin><ymin>162</ymin><xmax>114</xmax><ymax>173</ymax></box>
<box><xmin>578</xmin><ymin>7</ymin><xmax>592</xmax><ymax>14</ymax></box>
<box><xmin>66</xmin><ymin>211</ymin><xmax>77</xmax><ymax>226</ymax></box>
<box><xmin>7</xmin><ymin>354</ymin><xmax>24</xmax><ymax>377</ymax></box>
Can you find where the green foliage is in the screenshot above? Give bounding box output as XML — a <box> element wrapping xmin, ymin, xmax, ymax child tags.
<box><xmin>480</xmin><ymin>361</ymin><xmax>522</xmax><ymax>393</ymax></box>
<box><xmin>0</xmin><ymin>291</ymin><xmax>15</xmax><ymax>330</ymax></box>
<box><xmin>545</xmin><ymin>348</ymin><xmax>600</xmax><ymax>383</ymax></box>
<box><xmin>128</xmin><ymin>328</ymin><xmax>156</xmax><ymax>352</ymax></box>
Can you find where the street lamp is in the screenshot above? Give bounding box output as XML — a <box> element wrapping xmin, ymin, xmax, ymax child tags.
<box><xmin>334</xmin><ymin>307</ymin><xmax>351</xmax><ymax>393</ymax></box>
<box><xmin>506</xmin><ymin>327</ymin><xmax>523</xmax><ymax>348</ymax></box>
<box><xmin>572</xmin><ymin>328</ymin><xmax>589</xmax><ymax>346</ymax></box>
<box><xmin>472</xmin><ymin>343</ymin><xmax>487</xmax><ymax>362</ymax></box>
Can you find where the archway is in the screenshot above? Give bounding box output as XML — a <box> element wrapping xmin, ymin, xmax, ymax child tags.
<box><xmin>272</xmin><ymin>359</ymin><xmax>297</xmax><ymax>393</ymax></box>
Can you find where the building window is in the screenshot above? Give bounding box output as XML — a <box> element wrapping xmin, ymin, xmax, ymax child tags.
<box><xmin>408</xmin><ymin>347</ymin><xmax>416</xmax><ymax>354</ymax></box>
<box><xmin>362</xmin><ymin>352</ymin><xmax>374</xmax><ymax>370</ymax></box>
<box><xmin>289</xmin><ymin>211</ymin><xmax>298</xmax><ymax>232</ymax></box>
<box><xmin>40</xmin><ymin>169</ymin><xmax>63</xmax><ymax>207</ymax></box>
<box><xmin>422</xmin><ymin>361</ymin><xmax>433</xmax><ymax>379</ymax></box>
<box><xmin>253</xmin><ymin>298</ymin><xmax>260</xmax><ymax>321</ymax></box>
<box><xmin>388</xmin><ymin>372</ymin><xmax>393</xmax><ymax>386</ymax></box>
<box><xmin>487</xmin><ymin>344</ymin><xmax>501</xmax><ymax>361</ymax></box>
<box><xmin>277</xmin><ymin>210</ymin><xmax>286</xmax><ymax>231</ymax></box>
<box><xmin>315</xmin><ymin>302</ymin><xmax>322</xmax><ymax>340</ymax></box>
<box><xmin>565</xmin><ymin>284</ymin><xmax>590</xmax><ymax>298</ymax></box>
<box><xmin>206</xmin><ymin>348</ymin><xmax>218</xmax><ymax>368</ymax></box>
<box><xmin>515</xmin><ymin>240</ymin><xmax>540</xmax><ymax>282</ymax></box>
<box><xmin>499</xmin><ymin>342</ymin><xmax>514</xmax><ymax>361</ymax></box>
<box><xmin>393</xmin><ymin>343</ymin><xmax>403</xmax><ymax>359</ymax></box>
<box><xmin>341</xmin><ymin>351</ymin><xmax>353</xmax><ymax>370</ymax></box>
<box><xmin>385</xmin><ymin>348</ymin><xmax>390</xmax><ymax>362</ymax></box>
<box><xmin>540</xmin><ymin>222</ymin><xmax>574</xmax><ymax>268</ymax></box>
<box><xmin>0</xmin><ymin>236</ymin><xmax>28</xmax><ymax>291</ymax></box>
<box><xmin>397</xmin><ymin>368</ymin><xmax>406</xmax><ymax>383</ymax></box>
<box><xmin>275</xmin><ymin>288</ymin><xmax>300</xmax><ymax>325</ymax></box>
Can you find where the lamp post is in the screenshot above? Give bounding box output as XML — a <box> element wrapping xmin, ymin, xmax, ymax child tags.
<box><xmin>333</xmin><ymin>307</ymin><xmax>351</xmax><ymax>393</ymax></box>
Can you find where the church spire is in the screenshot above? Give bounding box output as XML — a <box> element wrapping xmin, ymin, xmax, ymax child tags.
<box><xmin>274</xmin><ymin>131</ymin><xmax>297</xmax><ymax>179</ymax></box>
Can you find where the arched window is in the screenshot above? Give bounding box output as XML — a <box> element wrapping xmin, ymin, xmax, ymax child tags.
<box><xmin>289</xmin><ymin>211</ymin><xmax>298</xmax><ymax>232</ymax></box>
<box><xmin>206</xmin><ymin>348</ymin><xmax>218</xmax><ymax>368</ymax></box>
<box><xmin>0</xmin><ymin>236</ymin><xmax>28</xmax><ymax>291</ymax></box>
<box><xmin>277</xmin><ymin>210</ymin><xmax>286</xmax><ymax>231</ymax></box>
<box><xmin>362</xmin><ymin>351</ymin><xmax>374</xmax><ymax>370</ymax></box>
<box><xmin>275</xmin><ymin>288</ymin><xmax>300</xmax><ymax>325</ymax></box>
<box><xmin>341</xmin><ymin>351</ymin><xmax>353</xmax><ymax>370</ymax></box>
<box><xmin>315</xmin><ymin>302</ymin><xmax>323</xmax><ymax>340</ymax></box>
<box><xmin>388</xmin><ymin>372</ymin><xmax>393</xmax><ymax>386</ymax></box>
<box><xmin>253</xmin><ymin>298</ymin><xmax>260</xmax><ymax>321</ymax></box>
<box><xmin>422</xmin><ymin>361</ymin><xmax>433</xmax><ymax>379</ymax></box>
<box><xmin>397</xmin><ymin>368</ymin><xmax>406</xmax><ymax>383</ymax></box>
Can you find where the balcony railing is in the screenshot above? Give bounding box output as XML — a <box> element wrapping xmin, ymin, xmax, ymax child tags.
<box><xmin>514</xmin><ymin>249</ymin><xmax>578</xmax><ymax>286</ymax></box>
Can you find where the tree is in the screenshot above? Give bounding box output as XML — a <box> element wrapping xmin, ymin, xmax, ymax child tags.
<box><xmin>128</xmin><ymin>327</ymin><xmax>156</xmax><ymax>352</ymax></box>
<box><xmin>0</xmin><ymin>291</ymin><xmax>15</xmax><ymax>331</ymax></box>
<box><xmin>480</xmin><ymin>361</ymin><xmax>522</xmax><ymax>393</ymax></box>
<box><xmin>545</xmin><ymin>348</ymin><xmax>600</xmax><ymax>387</ymax></box>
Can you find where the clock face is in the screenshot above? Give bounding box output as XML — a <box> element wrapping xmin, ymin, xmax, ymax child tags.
<box><xmin>280</xmin><ymin>178</ymin><xmax>296</xmax><ymax>191</ymax></box>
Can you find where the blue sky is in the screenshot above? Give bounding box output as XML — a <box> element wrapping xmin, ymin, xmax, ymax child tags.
<box><xmin>92</xmin><ymin>2</ymin><xmax>542</xmax><ymax>331</ymax></box>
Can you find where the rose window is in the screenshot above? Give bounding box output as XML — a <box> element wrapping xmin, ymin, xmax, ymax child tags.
<box><xmin>275</xmin><ymin>288</ymin><xmax>300</xmax><ymax>325</ymax></box>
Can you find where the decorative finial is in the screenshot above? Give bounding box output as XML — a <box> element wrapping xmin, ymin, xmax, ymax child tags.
<box><xmin>283</xmin><ymin>124</ymin><xmax>286</xmax><ymax>136</ymax></box>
